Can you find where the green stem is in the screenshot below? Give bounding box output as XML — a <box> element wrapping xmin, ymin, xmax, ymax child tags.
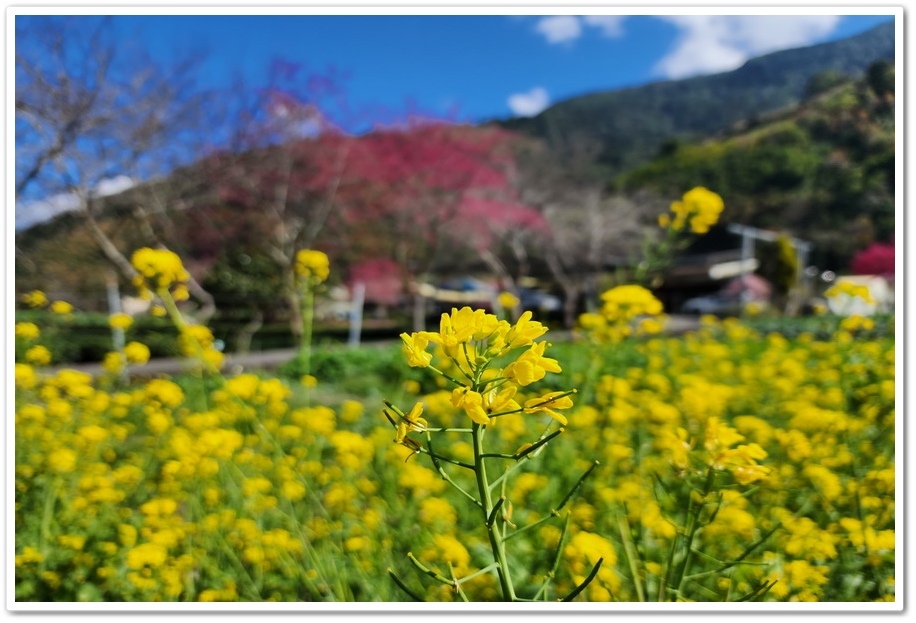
<box><xmin>157</xmin><ymin>286</ymin><xmax>215</xmax><ymax>385</ymax></box>
<box><xmin>426</xmin><ymin>435</ymin><xmax>482</xmax><ymax>507</ymax></box>
<box><xmin>426</xmin><ymin>365</ymin><xmax>468</xmax><ymax>389</ymax></box>
<box><xmin>531</xmin><ymin>512</ymin><xmax>571</xmax><ymax>601</ymax></box>
<box><xmin>502</xmin><ymin>511</ymin><xmax>559</xmax><ymax>542</ymax></box>
<box><xmin>471</xmin><ymin>422</ymin><xmax>516</xmax><ymax>601</ymax></box>
<box><xmin>560</xmin><ymin>557</ymin><xmax>604</xmax><ymax>602</ymax></box>
<box><xmin>671</xmin><ymin>467</ymin><xmax>716</xmax><ymax>600</ymax></box>
<box><xmin>156</xmin><ymin>287</ymin><xmax>188</xmax><ymax>331</ymax></box>
<box><xmin>38</xmin><ymin>477</ymin><xmax>60</xmax><ymax>555</ymax></box>
<box><xmin>300</xmin><ymin>283</ymin><xmax>315</xmax><ymax>405</ymax></box>
<box><xmin>617</xmin><ymin>513</ymin><xmax>646</xmax><ymax>602</ymax></box>
<box><xmin>388</xmin><ymin>568</ymin><xmax>424</xmax><ymax>601</ymax></box>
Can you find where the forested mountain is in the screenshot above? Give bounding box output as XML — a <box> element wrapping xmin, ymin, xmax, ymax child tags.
<box><xmin>614</xmin><ymin>60</ymin><xmax>895</xmax><ymax>271</ymax></box>
<box><xmin>496</xmin><ymin>20</ymin><xmax>894</xmax><ymax>180</ymax></box>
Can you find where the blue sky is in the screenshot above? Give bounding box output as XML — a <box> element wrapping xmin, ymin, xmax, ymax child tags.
<box><xmin>103</xmin><ymin>12</ymin><xmax>893</xmax><ymax>124</ymax></box>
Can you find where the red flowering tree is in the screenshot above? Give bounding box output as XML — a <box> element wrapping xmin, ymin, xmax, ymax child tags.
<box><xmin>348</xmin><ymin>258</ymin><xmax>403</xmax><ymax>308</ymax></box>
<box><xmin>188</xmin><ymin>63</ymin><xmax>549</xmax><ymax>333</ymax></box>
<box><xmin>338</xmin><ymin>121</ymin><xmax>549</xmax><ymax>327</ymax></box>
<box><xmin>850</xmin><ymin>240</ymin><xmax>894</xmax><ymax>276</ymax></box>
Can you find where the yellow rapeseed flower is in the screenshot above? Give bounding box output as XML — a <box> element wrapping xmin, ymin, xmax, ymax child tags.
<box><xmin>103</xmin><ymin>352</ymin><xmax>125</xmax><ymax>375</ymax></box>
<box><xmin>124</xmin><ymin>341</ymin><xmax>151</xmax><ymax>365</ymax></box>
<box><xmin>294</xmin><ymin>249</ymin><xmax>330</xmax><ymax>283</ymax></box>
<box><xmin>523</xmin><ymin>391</ymin><xmax>574</xmax><ymax>425</ymax></box>
<box><xmin>666</xmin><ymin>187</ymin><xmax>725</xmax><ymax>234</ymax></box>
<box><xmin>48</xmin><ymin>448</ymin><xmax>78</xmax><ymax>473</ymax></box>
<box><xmin>418</xmin><ymin>497</ymin><xmax>458</xmax><ymax>526</ymax></box>
<box><xmin>498</xmin><ymin>291</ymin><xmax>520</xmax><ymax>311</ymax></box>
<box><xmin>108</xmin><ymin>313</ymin><xmax>134</xmax><ymax>330</ymax></box>
<box><xmin>504</xmin><ymin>310</ymin><xmax>548</xmax><ymax>349</ymax></box>
<box><xmin>126</xmin><ymin>542</ymin><xmax>169</xmax><ymax>569</ymax></box>
<box><xmin>25</xmin><ymin>345</ymin><xmax>52</xmax><ymax>366</ymax></box>
<box><xmin>825</xmin><ymin>281</ymin><xmax>876</xmax><ymax>305</ymax></box>
<box><xmin>131</xmin><ymin>247</ymin><xmax>190</xmax><ymax>293</ymax></box>
<box><xmin>22</xmin><ymin>290</ymin><xmax>48</xmax><ymax>308</ymax></box>
<box><xmin>15</xmin><ymin>322</ymin><xmax>40</xmax><ymax>340</ymax></box>
<box><xmin>15</xmin><ymin>546</ymin><xmax>45</xmax><ymax>566</ymax></box>
<box><xmin>50</xmin><ymin>300</ymin><xmax>74</xmax><ymax>315</ymax></box>
<box><xmin>15</xmin><ymin>363</ymin><xmax>38</xmax><ymax>389</ymax></box>
<box><xmin>503</xmin><ymin>341</ymin><xmax>562</xmax><ymax>386</ymax></box>
<box><xmin>400</xmin><ymin>331</ymin><xmax>434</xmax><ymax>368</ymax></box>
<box><xmin>423</xmin><ymin>534</ymin><xmax>472</xmax><ymax>575</ymax></box>
<box><xmin>450</xmin><ymin>387</ymin><xmax>490</xmax><ymax>425</ymax></box>
<box><xmin>394</xmin><ymin>401</ymin><xmax>428</xmax><ymax>442</ymax></box>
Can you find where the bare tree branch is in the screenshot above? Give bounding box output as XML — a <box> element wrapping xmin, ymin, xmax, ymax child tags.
<box><xmin>15</xmin><ymin>16</ymin><xmax>217</xmax><ymax>320</ymax></box>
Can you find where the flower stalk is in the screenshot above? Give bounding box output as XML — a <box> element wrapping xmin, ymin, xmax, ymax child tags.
<box><xmin>385</xmin><ymin>306</ymin><xmax>593</xmax><ymax>601</ymax></box>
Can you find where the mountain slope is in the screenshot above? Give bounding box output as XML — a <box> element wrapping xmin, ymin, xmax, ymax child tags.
<box><xmin>496</xmin><ymin>20</ymin><xmax>895</xmax><ymax>179</ymax></box>
<box><xmin>614</xmin><ymin>64</ymin><xmax>895</xmax><ymax>272</ymax></box>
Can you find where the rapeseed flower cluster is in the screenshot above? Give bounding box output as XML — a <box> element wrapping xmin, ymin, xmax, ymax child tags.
<box><xmin>825</xmin><ymin>281</ymin><xmax>876</xmax><ymax>306</ymax></box>
<box><xmin>387</xmin><ymin>307</ymin><xmax>590</xmax><ymax>601</ymax></box>
<box><xmin>578</xmin><ymin>285</ymin><xmax>666</xmax><ymax>343</ymax></box>
<box><xmin>131</xmin><ymin>247</ymin><xmax>191</xmax><ymax>302</ymax></box>
<box><xmin>659</xmin><ymin>186</ymin><xmax>726</xmax><ymax>235</ymax></box>
<box><xmin>177</xmin><ymin>324</ymin><xmax>224</xmax><ymax>372</ymax></box>
<box><xmin>395</xmin><ymin>307</ymin><xmax>569</xmax><ymax>430</ymax></box>
<box><xmin>294</xmin><ymin>249</ymin><xmax>330</xmax><ymax>284</ymax></box>
<box><xmin>16</xmin><ymin>322</ymin><xmax>41</xmax><ymax>341</ymax></box>
<box><xmin>635</xmin><ymin>187</ymin><xmax>725</xmax><ymax>289</ymax></box>
<box><xmin>22</xmin><ymin>289</ymin><xmax>49</xmax><ymax>308</ymax></box>
<box><xmin>109</xmin><ymin>313</ymin><xmax>134</xmax><ymax>331</ymax></box>
<box><xmin>547</xmin><ymin>315</ymin><xmax>895</xmax><ymax>602</ymax></box>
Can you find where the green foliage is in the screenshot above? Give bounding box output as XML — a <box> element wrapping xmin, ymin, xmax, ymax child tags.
<box><xmin>773</xmin><ymin>235</ymin><xmax>799</xmax><ymax>294</ymax></box>
<box><xmin>615</xmin><ymin>68</ymin><xmax>895</xmax><ymax>272</ymax></box>
<box><xmin>866</xmin><ymin>60</ymin><xmax>895</xmax><ymax>97</ymax></box>
<box><xmin>804</xmin><ymin>69</ymin><xmax>850</xmax><ymax>99</ymax></box>
<box><xmin>203</xmin><ymin>249</ymin><xmax>287</xmax><ymax>321</ymax></box>
<box><xmin>278</xmin><ymin>344</ymin><xmax>419</xmax><ymax>398</ymax></box>
<box><xmin>15</xmin><ymin>310</ymin><xmax>179</xmax><ymax>364</ymax></box>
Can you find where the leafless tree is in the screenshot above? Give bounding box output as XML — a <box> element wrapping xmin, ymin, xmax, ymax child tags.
<box><xmin>15</xmin><ymin>16</ymin><xmax>216</xmax><ymax>319</ymax></box>
<box><xmin>514</xmin><ymin>137</ymin><xmax>650</xmax><ymax>327</ymax></box>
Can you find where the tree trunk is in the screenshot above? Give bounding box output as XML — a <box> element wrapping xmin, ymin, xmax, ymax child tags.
<box><xmin>234</xmin><ymin>310</ymin><xmax>264</xmax><ymax>355</ymax></box>
<box><xmin>284</xmin><ymin>268</ymin><xmax>303</xmax><ymax>347</ymax></box>
<box><xmin>82</xmin><ymin>204</ymin><xmax>139</xmax><ymax>282</ymax></box>
<box><xmin>543</xmin><ymin>247</ymin><xmax>580</xmax><ymax>329</ymax></box>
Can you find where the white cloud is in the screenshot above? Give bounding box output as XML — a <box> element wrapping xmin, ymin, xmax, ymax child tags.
<box><xmin>582</xmin><ymin>15</ymin><xmax>626</xmax><ymax>38</ymax></box>
<box><xmin>535</xmin><ymin>15</ymin><xmax>628</xmax><ymax>44</ymax></box>
<box><xmin>16</xmin><ymin>193</ymin><xmax>80</xmax><ymax>231</ymax></box>
<box><xmin>535</xmin><ymin>16</ymin><xmax>581</xmax><ymax>43</ymax></box>
<box><xmin>654</xmin><ymin>15</ymin><xmax>843</xmax><ymax>79</ymax></box>
<box><xmin>95</xmin><ymin>175</ymin><xmax>135</xmax><ymax>197</ymax></box>
<box><xmin>508</xmin><ymin>87</ymin><xmax>550</xmax><ymax>117</ymax></box>
<box><xmin>15</xmin><ymin>176</ymin><xmax>135</xmax><ymax>231</ymax></box>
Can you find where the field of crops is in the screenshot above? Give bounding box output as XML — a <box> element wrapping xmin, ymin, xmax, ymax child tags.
<box><xmin>13</xmin><ymin>303</ymin><xmax>897</xmax><ymax>604</ymax></box>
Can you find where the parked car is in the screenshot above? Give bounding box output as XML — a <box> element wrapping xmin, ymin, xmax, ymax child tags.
<box><xmin>680</xmin><ymin>292</ymin><xmax>741</xmax><ymax>316</ymax></box>
<box><xmin>518</xmin><ymin>287</ymin><xmax>562</xmax><ymax>314</ymax></box>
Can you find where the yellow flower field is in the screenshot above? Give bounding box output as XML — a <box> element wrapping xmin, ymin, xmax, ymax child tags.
<box><xmin>14</xmin><ymin>311</ymin><xmax>895</xmax><ymax>603</ymax></box>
